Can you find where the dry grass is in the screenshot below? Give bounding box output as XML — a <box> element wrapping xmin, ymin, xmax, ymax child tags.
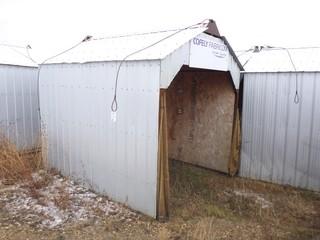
<box><xmin>0</xmin><ymin>134</ymin><xmax>44</xmax><ymax>184</ymax></box>
<box><xmin>26</xmin><ymin>170</ymin><xmax>52</xmax><ymax>204</ymax></box>
<box><xmin>0</xmin><ymin>133</ymin><xmax>52</xmax><ymax>211</ymax></box>
<box><xmin>191</xmin><ymin>217</ymin><xmax>217</xmax><ymax>240</ymax></box>
<box><xmin>0</xmin><ymin>135</ymin><xmax>32</xmax><ymax>183</ymax></box>
<box><xmin>0</xmin><ymin>145</ymin><xmax>319</xmax><ymax>240</ymax></box>
<box><xmin>169</xmin><ymin>160</ymin><xmax>320</xmax><ymax>240</ymax></box>
<box><xmin>189</xmin><ymin>217</ymin><xmax>265</xmax><ymax>240</ymax></box>
<box><xmin>158</xmin><ymin>227</ymin><xmax>170</xmax><ymax>240</ymax></box>
<box><xmin>53</xmin><ymin>186</ymin><xmax>71</xmax><ymax>210</ymax></box>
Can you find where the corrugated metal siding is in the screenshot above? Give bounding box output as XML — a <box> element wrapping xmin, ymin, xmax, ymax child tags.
<box><xmin>0</xmin><ymin>65</ymin><xmax>39</xmax><ymax>150</ymax></box>
<box><xmin>39</xmin><ymin>61</ymin><xmax>161</xmax><ymax>217</ymax></box>
<box><xmin>240</xmin><ymin>72</ymin><xmax>320</xmax><ymax>191</ymax></box>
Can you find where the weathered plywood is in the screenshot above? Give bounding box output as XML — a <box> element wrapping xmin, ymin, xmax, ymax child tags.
<box><xmin>166</xmin><ymin>70</ymin><xmax>235</xmax><ymax>173</ymax></box>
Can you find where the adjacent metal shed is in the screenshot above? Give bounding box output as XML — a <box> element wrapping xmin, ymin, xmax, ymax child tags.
<box><xmin>239</xmin><ymin>47</ymin><xmax>320</xmax><ymax>191</ymax></box>
<box><xmin>0</xmin><ymin>44</ymin><xmax>39</xmax><ymax>151</ymax></box>
<box><xmin>39</xmin><ymin>20</ymin><xmax>243</xmax><ymax>218</ymax></box>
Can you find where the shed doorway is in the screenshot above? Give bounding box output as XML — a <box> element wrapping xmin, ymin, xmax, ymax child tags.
<box><xmin>157</xmin><ymin>66</ymin><xmax>241</xmax><ymax>220</ymax></box>
<box><xmin>167</xmin><ymin>67</ymin><xmax>236</xmax><ymax>172</ymax></box>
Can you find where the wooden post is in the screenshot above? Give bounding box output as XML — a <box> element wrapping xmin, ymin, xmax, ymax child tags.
<box><xmin>156</xmin><ymin>89</ymin><xmax>169</xmax><ymax>221</ymax></box>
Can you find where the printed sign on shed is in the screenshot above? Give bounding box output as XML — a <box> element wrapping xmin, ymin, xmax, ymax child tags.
<box><xmin>189</xmin><ymin>33</ymin><xmax>228</xmax><ymax>71</ymax></box>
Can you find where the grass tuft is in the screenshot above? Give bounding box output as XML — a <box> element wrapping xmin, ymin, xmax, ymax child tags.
<box><xmin>0</xmin><ymin>135</ymin><xmax>32</xmax><ymax>183</ymax></box>
<box><xmin>0</xmin><ymin>134</ymin><xmax>44</xmax><ymax>184</ymax></box>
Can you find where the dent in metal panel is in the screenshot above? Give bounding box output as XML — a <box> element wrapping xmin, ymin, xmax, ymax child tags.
<box><xmin>240</xmin><ymin>72</ymin><xmax>320</xmax><ymax>191</ymax></box>
<box><xmin>40</xmin><ymin>61</ymin><xmax>160</xmax><ymax>217</ymax></box>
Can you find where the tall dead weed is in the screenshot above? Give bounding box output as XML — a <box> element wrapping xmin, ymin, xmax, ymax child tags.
<box><xmin>0</xmin><ymin>134</ymin><xmax>43</xmax><ymax>184</ymax></box>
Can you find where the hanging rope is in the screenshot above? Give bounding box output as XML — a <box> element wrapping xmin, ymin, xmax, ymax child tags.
<box><xmin>283</xmin><ymin>48</ymin><xmax>300</xmax><ymax>104</ymax></box>
<box><xmin>240</xmin><ymin>45</ymin><xmax>300</xmax><ymax>104</ymax></box>
<box><xmin>111</xmin><ymin>19</ymin><xmax>210</xmax><ymax>112</ymax></box>
<box><xmin>36</xmin><ymin>35</ymin><xmax>93</xmax><ymax>123</ymax></box>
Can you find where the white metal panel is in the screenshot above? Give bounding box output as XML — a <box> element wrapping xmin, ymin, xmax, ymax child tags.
<box><xmin>46</xmin><ymin>27</ymin><xmax>207</xmax><ymax>64</ymax></box>
<box><xmin>0</xmin><ymin>45</ymin><xmax>37</xmax><ymax>67</ymax></box>
<box><xmin>189</xmin><ymin>33</ymin><xmax>241</xmax><ymax>89</ymax></box>
<box><xmin>189</xmin><ymin>33</ymin><xmax>228</xmax><ymax>71</ymax></box>
<box><xmin>228</xmin><ymin>52</ymin><xmax>241</xmax><ymax>89</ymax></box>
<box><xmin>238</xmin><ymin>47</ymin><xmax>320</xmax><ymax>72</ymax></box>
<box><xmin>240</xmin><ymin>72</ymin><xmax>320</xmax><ymax>191</ymax></box>
<box><xmin>160</xmin><ymin>42</ymin><xmax>190</xmax><ymax>88</ymax></box>
<box><xmin>159</xmin><ymin>33</ymin><xmax>242</xmax><ymax>89</ymax></box>
<box><xmin>40</xmin><ymin>61</ymin><xmax>160</xmax><ymax>217</ymax></box>
<box><xmin>0</xmin><ymin>65</ymin><xmax>39</xmax><ymax>150</ymax></box>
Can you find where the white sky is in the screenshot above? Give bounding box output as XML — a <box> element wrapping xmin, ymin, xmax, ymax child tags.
<box><xmin>1</xmin><ymin>0</ymin><xmax>320</xmax><ymax>62</ymax></box>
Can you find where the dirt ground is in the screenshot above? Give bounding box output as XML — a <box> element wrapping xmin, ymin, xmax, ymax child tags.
<box><xmin>0</xmin><ymin>160</ymin><xmax>319</xmax><ymax>240</ymax></box>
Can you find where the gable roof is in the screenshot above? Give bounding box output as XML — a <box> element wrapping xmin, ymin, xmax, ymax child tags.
<box><xmin>44</xmin><ymin>19</ymin><xmax>243</xmax><ymax>68</ymax></box>
<box><xmin>45</xmin><ymin>26</ymin><xmax>208</xmax><ymax>64</ymax></box>
<box><xmin>42</xmin><ymin>20</ymin><xmax>243</xmax><ymax>89</ymax></box>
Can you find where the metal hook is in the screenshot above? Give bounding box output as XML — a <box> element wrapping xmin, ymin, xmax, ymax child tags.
<box><xmin>294</xmin><ymin>91</ymin><xmax>300</xmax><ymax>104</ymax></box>
<box><xmin>111</xmin><ymin>96</ymin><xmax>118</xmax><ymax>112</ymax></box>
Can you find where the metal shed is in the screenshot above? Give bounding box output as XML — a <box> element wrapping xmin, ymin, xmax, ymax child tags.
<box><xmin>0</xmin><ymin>44</ymin><xmax>40</xmax><ymax>151</ymax></box>
<box><xmin>239</xmin><ymin>47</ymin><xmax>320</xmax><ymax>191</ymax></box>
<box><xmin>39</xmin><ymin>20</ymin><xmax>243</xmax><ymax>218</ymax></box>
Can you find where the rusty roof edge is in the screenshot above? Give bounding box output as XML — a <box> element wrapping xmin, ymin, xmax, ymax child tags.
<box><xmin>203</xmin><ymin>19</ymin><xmax>243</xmax><ymax>71</ymax></box>
<box><xmin>204</xmin><ymin>19</ymin><xmax>221</xmax><ymax>37</ymax></box>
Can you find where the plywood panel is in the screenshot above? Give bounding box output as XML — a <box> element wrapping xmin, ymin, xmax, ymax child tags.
<box><xmin>166</xmin><ymin>70</ymin><xmax>235</xmax><ymax>173</ymax></box>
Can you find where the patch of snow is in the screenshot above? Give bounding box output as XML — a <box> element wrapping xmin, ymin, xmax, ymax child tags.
<box><xmin>0</xmin><ymin>171</ymin><xmax>137</xmax><ymax>229</ymax></box>
<box><xmin>231</xmin><ymin>190</ymin><xmax>273</xmax><ymax>209</ymax></box>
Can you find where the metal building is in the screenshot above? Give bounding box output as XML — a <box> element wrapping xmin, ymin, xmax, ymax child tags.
<box><xmin>240</xmin><ymin>47</ymin><xmax>320</xmax><ymax>191</ymax></box>
<box><xmin>0</xmin><ymin>44</ymin><xmax>40</xmax><ymax>151</ymax></box>
<box><xmin>39</xmin><ymin>20</ymin><xmax>242</xmax><ymax>218</ymax></box>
